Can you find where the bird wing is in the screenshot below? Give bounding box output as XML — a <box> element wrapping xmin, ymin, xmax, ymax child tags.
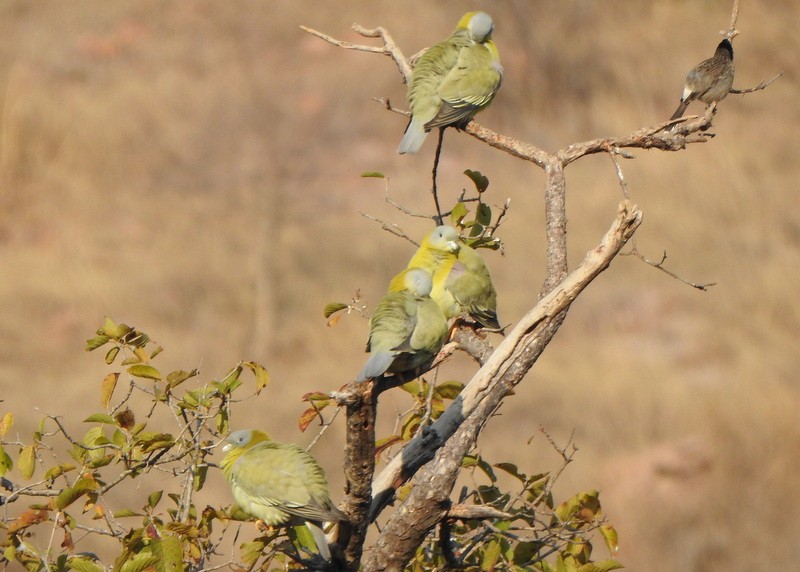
<box><xmin>445</xmin><ymin>247</ymin><xmax>500</xmax><ymax>329</ymax></box>
<box><xmin>427</xmin><ymin>42</ymin><xmax>501</xmax><ymax>129</ymax></box>
<box><xmin>406</xmin><ymin>35</ymin><xmax>470</xmax><ymax>127</ymax></box>
<box><xmin>236</xmin><ymin>442</ymin><xmax>345</xmax><ymax>523</ymax></box>
<box><xmin>234</xmin><ymin>443</ymin><xmax>310</xmax><ymax>503</ymax></box>
<box><xmin>408</xmin><ymin>297</ymin><xmax>448</xmax><ymax>353</ymax></box>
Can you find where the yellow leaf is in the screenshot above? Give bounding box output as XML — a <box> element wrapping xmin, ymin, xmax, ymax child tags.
<box><xmin>599</xmin><ymin>524</ymin><xmax>620</xmax><ymax>555</ymax></box>
<box><xmin>0</xmin><ymin>412</ymin><xmax>12</xmax><ymax>437</ymax></box>
<box><xmin>100</xmin><ymin>373</ymin><xmax>119</xmax><ymax>410</ymax></box>
<box><xmin>17</xmin><ymin>444</ymin><xmax>36</xmax><ymax>480</ymax></box>
<box><xmin>243</xmin><ymin>362</ymin><xmax>270</xmax><ymax>393</ymax></box>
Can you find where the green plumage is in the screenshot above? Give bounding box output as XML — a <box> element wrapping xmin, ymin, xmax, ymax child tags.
<box><xmin>221</xmin><ymin>429</ymin><xmax>346</xmax><ymax>560</ymax></box>
<box><xmin>357</xmin><ymin>268</ymin><xmax>448</xmax><ymax>382</ymax></box>
<box><xmin>390</xmin><ymin>226</ymin><xmax>500</xmax><ymax>330</ymax></box>
<box><xmin>398</xmin><ymin>11</ymin><xmax>503</xmax><ymax>154</ymax></box>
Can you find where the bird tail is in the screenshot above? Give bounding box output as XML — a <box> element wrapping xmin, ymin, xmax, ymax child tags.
<box><xmin>471</xmin><ymin>308</ymin><xmax>501</xmax><ymax>331</ymax></box>
<box><xmin>669</xmin><ymin>100</ymin><xmax>689</xmax><ymax>121</ymax></box>
<box><xmin>305</xmin><ymin>521</ymin><xmax>331</xmax><ymax>561</ymax></box>
<box><xmin>356</xmin><ymin>351</ymin><xmax>393</xmax><ymax>382</ymax></box>
<box><xmin>397</xmin><ymin>119</ymin><xmax>428</xmax><ymax>154</ymax></box>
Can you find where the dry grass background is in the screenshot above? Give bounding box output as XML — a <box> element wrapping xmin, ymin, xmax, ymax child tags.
<box><xmin>1</xmin><ymin>1</ymin><xmax>798</xmax><ymax>570</ymax></box>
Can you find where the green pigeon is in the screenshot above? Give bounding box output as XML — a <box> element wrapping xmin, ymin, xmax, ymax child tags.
<box><xmin>389</xmin><ymin>225</ymin><xmax>500</xmax><ymax>330</ymax></box>
<box><xmin>357</xmin><ymin>267</ymin><xmax>448</xmax><ymax>382</ymax></box>
<box><xmin>398</xmin><ymin>11</ymin><xmax>503</xmax><ymax>154</ymax></box>
<box><xmin>220</xmin><ymin>429</ymin><xmax>347</xmax><ymax>561</ymax></box>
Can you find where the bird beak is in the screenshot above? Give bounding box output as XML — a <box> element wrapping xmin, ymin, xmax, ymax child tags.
<box><xmin>448</xmin><ymin>240</ymin><xmax>460</xmax><ymax>252</ymax></box>
<box><xmin>222</xmin><ymin>443</ymin><xmax>232</xmax><ymax>453</ymax></box>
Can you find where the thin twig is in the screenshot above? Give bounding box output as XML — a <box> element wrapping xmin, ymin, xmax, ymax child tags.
<box><xmin>305</xmin><ymin>407</ymin><xmax>341</xmax><ymax>451</ymax></box>
<box><xmin>359</xmin><ymin>213</ymin><xmax>419</xmax><ymax>246</ymax></box>
<box><xmin>606</xmin><ymin>147</ymin><xmax>631</xmax><ymax>199</ymax></box>
<box><xmin>730</xmin><ymin>73</ymin><xmax>782</xmax><ymax>95</ymax></box>
<box><xmin>723</xmin><ymin>0</ymin><xmax>740</xmax><ymax>39</ymax></box>
<box><xmin>298</xmin><ymin>26</ymin><xmax>387</xmax><ymax>54</ymax></box>
<box><xmin>620</xmin><ymin>247</ymin><xmax>716</xmax><ymax>291</ymax></box>
<box><xmin>371</xmin><ymin>97</ymin><xmax>409</xmax><ymax>117</ymax></box>
<box><xmin>431</xmin><ymin>128</ymin><xmax>445</xmax><ymax>225</ymax></box>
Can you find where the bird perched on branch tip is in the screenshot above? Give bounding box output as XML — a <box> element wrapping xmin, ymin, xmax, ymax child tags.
<box><xmin>669</xmin><ymin>38</ymin><xmax>734</xmax><ymax>122</ymax></box>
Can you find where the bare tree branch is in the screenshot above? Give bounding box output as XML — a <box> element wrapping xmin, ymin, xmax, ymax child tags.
<box><xmin>367</xmin><ymin>201</ymin><xmax>642</xmax><ymax>529</ymax></box>
<box><xmin>730</xmin><ymin>73</ymin><xmax>783</xmax><ymax>95</ymax></box>
<box><xmin>306</xmin><ymin>2</ymin><xmax>769</xmax><ymax>567</ymax></box>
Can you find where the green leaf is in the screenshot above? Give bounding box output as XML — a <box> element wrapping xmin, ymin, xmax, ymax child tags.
<box><xmin>84</xmin><ymin>414</ymin><xmax>115</xmax><ymax>424</ymax></box>
<box><xmin>556</xmin><ymin>489</ymin><xmax>600</xmax><ymax>523</ymax></box>
<box><xmin>291</xmin><ymin>524</ymin><xmax>317</xmax><ymax>557</ymax></box>
<box><xmin>434</xmin><ymin>381</ymin><xmax>464</xmax><ymax>399</ymax></box>
<box><xmin>0</xmin><ymin>446</ymin><xmax>11</xmax><ymax>477</ymax></box>
<box><xmin>152</xmin><ymin>533</ymin><xmax>184</xmax><ymax>572</ymax></box>
<box><xmin>464</xmin><ymin>169</ymin><xmax>489</xmax><ymax>193</ymax></box>
<box><xmin>323</xmin><ymin>302</ymin><xmax>348</xmax><ymax>318</ymax></box>
<box><xmin>166</xmin><ymin>369</ymin><xmax>198</xmax><ymax>389</ymax></box>
<box><xmin>215</xmin><ymin>409</ymin><xmax>230</xmax><ymax>435</ymax></box>
<box><xmin>17</xmin><ymin>445</ymin><xmax>36</xmax><ymax>480</ymax></box>
<box><xmin>374</xmin><ymin>435</ymin><xmax>403</xmax><ymax>458</ymax></box>
<box><xmin>576</xmin><ymin>561</ymin><xmax>624</xmax><ymax>572</ymax></box>
<box><xmin>361</xmin><ymin>171</ymin><xmax>385</xmax><ymax>178</ymax></box>
<box><xmin>112</xmin><ymin>508</ymin><xmax>142</xmax><ymax>518</ymax></box>
<box><xmin>463</xmin><ymin>455</ymin><xmax>497</xmax><ymax>483</ymax></box>
<box><xmin>85</xmin><ymin>334</ymin><xmax>110</xmax><ymax>351</ymax></box>
<box><xmin>148</xmin><ymin>490</ymin><xmax>163</xmax><ymax>509</ymax></box>
<box><xmin>400</xmin><ymin>380</ymin><xmax>421</xmax><ymax>397</ymax></box>
<box><xmin>193</xmin><ymin>464</ymin><xmax>208</xmax><ymax>491</ymax></box>
<box><xmin>302</xmin><ymin>391</ymin><xmax>332</xmax><ymax>406</ymax></box>
<box><xmin>240</xmin><ymin>539</ymin><xmax>267</xmax><ymax>566</ymax></box>
<box><xmin>512</xmin><ymin>540</ymin><xmax>542</xmax><ymax>565</ymax></box>
<box><xmin>480</xmin><ymin>538</ymin><xmax>502</xmax><ymax>571</ymax></box>
<box><xmin>127</xmin><ymin>364</ymin><xmax>161</xmax><ymax>381</ymax></box>
<box><xmin>56</xmin><ymin>479</ymin><xmax>98</xmax><ymax>510</ymax></box>
<box><xmin>476</xmin><ymin>202</ymin><xmax>492</xmax><ymax>226</ymax></box>
<box><xmin>220</xmin><ymin>365</ymin><xmax>243</xmax><ymax>392</ymax></box>
<box><xmin>400</xmin><ymin>414</ymin><xmax>421</xmax><ymax>441</ymax></box>
<box><xmin>83</xmin><ymin>426</ymin><xmax>110</xmax><ymax>447</ymax></box>
<box><xmin>137</xmin><ymin>433</ymin><xmax>175</xmax><ymax>454</ymax></box>
<box><xmin>99</xmin><ymin>316</ymin><xmax>118</xmax><ymax>337</ymax></box>
<box><xmin>118</xmin><ymin>552</ymin><xmax>160</xmax><ymax>572</ymax></box>
<box><xmin>67</xmin><ymin>556</ymin><xmax>105</xmax><ymax>572</ymax></box>
<box><xmin>494</xmin><ymin>462</ymin><xmax>526</xmax><ymax>482</ymax></box>
<box><xmin>104</xmin><ymin>346</ymin><xmax>120</xmax><ymax>365</ymax></box>
<box><xmin>44</xmin><ymin>463</ymin><xmax>76</xmax><ymax>481</ymax></box>
<box><xmin>450</xmin><ymin>202</ymin><xmax>469</xmax><ymax>226</ymax></box>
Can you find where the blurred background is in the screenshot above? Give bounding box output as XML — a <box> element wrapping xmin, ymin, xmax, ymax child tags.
<box><xmin>1</xmin><ymin>1</ymin><xmax>798</xmax><ymax>569</ymax></box>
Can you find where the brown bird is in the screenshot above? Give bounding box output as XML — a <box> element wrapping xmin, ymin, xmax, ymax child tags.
<box><xmin>670</xmin><ymin>39</ymin><xmax>734</xmax><ymax>121</ymax></box>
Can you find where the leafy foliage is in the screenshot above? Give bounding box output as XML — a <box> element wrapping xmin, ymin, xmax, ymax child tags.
<box><xmin>0</xmin><ymin>318</ymin><xmax>302</xmax><ymax>572</ymax></box>
<box><xmin>1</xmin><ymin>314</ymin><xmax>619</xmax><ymax>571</ymax></box>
